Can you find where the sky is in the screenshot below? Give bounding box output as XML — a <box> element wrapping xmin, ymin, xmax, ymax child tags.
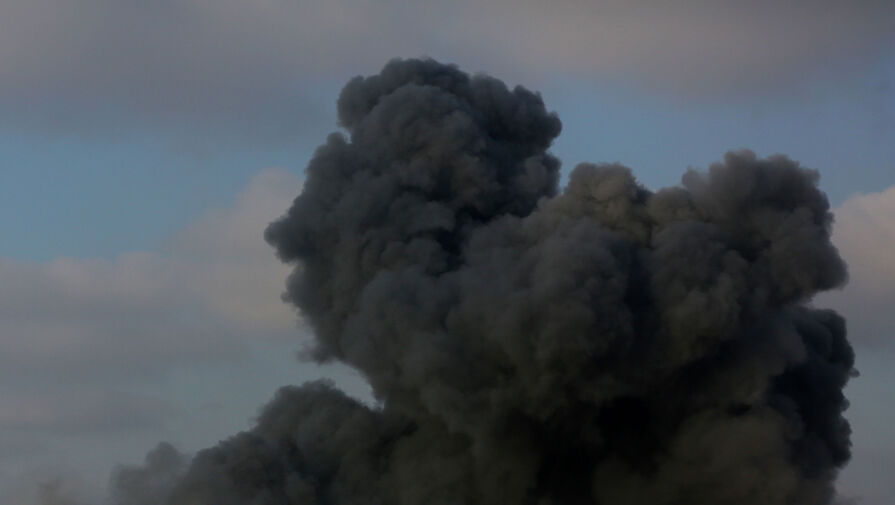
<box><xmin>0</xmin><ymin>1</ymin><xmax>893</xmax><ymax>503</ymax></box>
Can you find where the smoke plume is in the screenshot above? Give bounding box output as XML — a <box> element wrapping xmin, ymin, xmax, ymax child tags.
<box><xmin>109</xmin><ymin>58</ymin><xmax>854</xmax><ymax>504</ymax></box>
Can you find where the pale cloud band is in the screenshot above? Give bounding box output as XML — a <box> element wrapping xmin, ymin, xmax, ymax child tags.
<box><xmin>0</xmin><ymin>169</ymin><xmax>306</xmax><ymax>503</ymax></box>
<box><xmin>1</xmin><ymin>0</ymin><xmax>892</xmax><ymax>140</ymax></box>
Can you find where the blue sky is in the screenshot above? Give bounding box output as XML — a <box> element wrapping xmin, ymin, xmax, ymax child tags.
<box><xmin>1</xmin><ymin>1</ymin><xmax>893</xmax><ymax>503</ymax></box>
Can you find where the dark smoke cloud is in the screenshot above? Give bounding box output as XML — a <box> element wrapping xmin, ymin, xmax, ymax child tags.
<box><xmin>108</xmin><ymin>58</ymin><xmax>854</xmax><ymax>504</ymax></box>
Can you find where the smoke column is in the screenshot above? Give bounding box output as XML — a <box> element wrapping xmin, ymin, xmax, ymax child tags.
<box><xmin>109</xmin><ymin>58</ymin><xmax>854</xmax><ymax>505</ymax></box>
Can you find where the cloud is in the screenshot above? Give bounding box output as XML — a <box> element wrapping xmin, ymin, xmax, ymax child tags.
<box><xmin>0</xmin><ymin>168</ymin><xmax>305</xmax><ymax>498</ymax></box>
<box><xmin>813</xmin><ymin>184</ymin><xmax>895</xmax><ymax>505</ymax></box>
<box><xmin>816</xmin><ymin>184</ymin><xmax>895</xmax><ymax>347</ymax></box>
<box><xmin>1</xmin><ymin>0</ymin><xmax>892</xmax><ymax>140</ymax></box>
<box><xmin>0</xmin><ymin>390</ymin><xmax>173</xmax><ymax>435</ymax></box>
<box><xmin>0</xmin><ymin>169</ymin><xmax>300</xmax><ymax>379</ymax></box>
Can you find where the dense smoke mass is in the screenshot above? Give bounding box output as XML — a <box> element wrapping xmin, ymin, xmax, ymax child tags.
<box><xmin>109</xmin><ymin>58</ymin><xmax>854</xmax><ymax>504</ymax></box>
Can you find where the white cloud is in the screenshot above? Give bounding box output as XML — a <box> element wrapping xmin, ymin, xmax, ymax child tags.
<box><xmin>817</xmin><ymin>185</ymin><xmax>895</xmax><ymax>347</ymax></box>
<box><xmin>0</xmin><ymin>170</ymin><xmax>302</xmax><ymax>379</ymax></box>
<box><xmin>1</xmin><ymin>0</ymin><xmax>892</xmax><ymax>140</ymax></box>
<box><xmin>814</xmin><ymin>184</ymin><xmax>895</xmax><ymax>505</ymax></box>
<box><xmin>0</xmin><ymin>168</ymin><xmax>311</xmax><ymax>499</ymax></box>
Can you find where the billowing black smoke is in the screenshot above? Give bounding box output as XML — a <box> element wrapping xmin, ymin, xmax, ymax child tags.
<box><xmin>109</xmin><ymin>58</ymin><xmax>854</xmax><ymax>505</ymax></box>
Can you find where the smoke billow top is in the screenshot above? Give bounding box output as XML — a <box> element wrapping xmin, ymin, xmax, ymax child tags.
<box><xmin>109</xmin><ymin>59</ymin><xmax>854</xmax><ymax>505</ymax></box>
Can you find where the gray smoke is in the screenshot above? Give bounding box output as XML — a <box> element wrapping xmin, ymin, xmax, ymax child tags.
<box><xmin>109</xmin><ymin>58</ymin><xmax>854</xmax><ymax>504</ymax></box>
